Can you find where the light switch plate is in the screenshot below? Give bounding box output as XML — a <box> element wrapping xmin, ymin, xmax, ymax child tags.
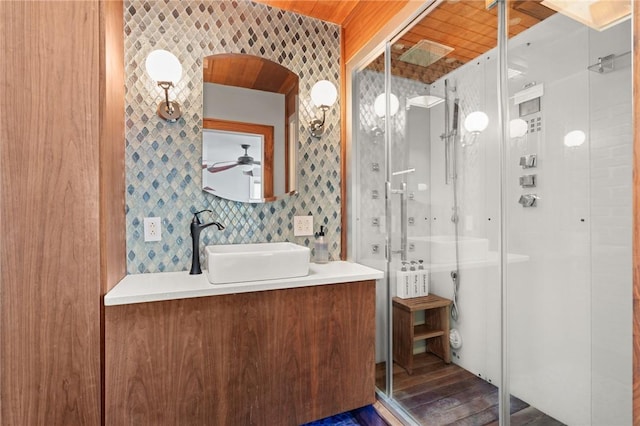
<box><xmin>143</xmin><ymin>217</ymin><xmax>162</xmax><ymax>242</ymax></box>
<box><xmin>293</xmin><ymin>215</ymin><xmax>314</xmax><ymax>236</ymax></box>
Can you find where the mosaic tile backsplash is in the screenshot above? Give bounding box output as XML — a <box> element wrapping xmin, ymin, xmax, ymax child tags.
<box><xmin>124</xmin><ymin>0</ymin><xmax>341</xmax><ymax>273</ymax></box>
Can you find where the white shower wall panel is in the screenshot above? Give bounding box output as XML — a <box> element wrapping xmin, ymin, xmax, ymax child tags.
<box><xmin>507</xmin><ymin>15</ymin><xmax>630</xmax><ymax>425</ymax></box>
<box><xmin>428</xmin><ymin>49</ymin><xmax>502</xmax><ymax>381</ymax></box>
<box><xmin>587</xmin><ymin>19</ymin><xmax>632</xmax><ymax>426</ymax></box>
<box><xmin>506</xmin><ymin>16</ymin><xmax>593</xmax><ymax>425</ymax></box>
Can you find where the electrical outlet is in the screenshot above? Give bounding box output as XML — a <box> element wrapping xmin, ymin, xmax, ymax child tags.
<box><xmin>143</xmin><ymin>217</ymin><xmax>161</xmax><ymax>242</ymax></box>
<box><xmin>293</xmin><ymin>215</ymin><xmax>314</xmax><ymax>236</ymax></box>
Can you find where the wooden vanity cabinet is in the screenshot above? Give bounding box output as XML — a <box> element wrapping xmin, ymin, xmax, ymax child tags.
<box><xmin>105</xmin><ymin>280</ymin><xmax>375</xmax><ymax>426</ymax></box>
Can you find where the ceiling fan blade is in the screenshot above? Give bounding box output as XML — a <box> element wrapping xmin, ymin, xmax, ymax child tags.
<box><xmin>208</xmin><ymin>163</ymin><xmax>239</xmax><ymax>173</ymax></box>
<box><xmin>252</xmin><ymin>161</ymin><xmax>261</xmax><ymax>166</ymax></box>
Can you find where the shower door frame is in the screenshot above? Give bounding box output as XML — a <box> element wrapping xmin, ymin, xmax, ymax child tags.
<box><xmin>347</xmin><ymin>0</ymin><xmax>512</xmax><ymax>424</ymax></box>
<box><xmin>347</xmin><ymin>0</ymin><xmax>640</xmax><ymax>422</ymax></box>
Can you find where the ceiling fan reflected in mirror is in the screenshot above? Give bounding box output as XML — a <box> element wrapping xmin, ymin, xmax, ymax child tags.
<box><xmin>204</xmin><ymin>144</ymin><xmax>261</xmax><ymax>175</ymax></box>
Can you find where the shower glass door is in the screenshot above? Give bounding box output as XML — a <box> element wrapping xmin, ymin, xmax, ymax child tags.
<box><xmin>387</xmin><ymin>19</ymin><xmax>505</xmax><ymax>416</ymax></box>
<box><xmin>353</xmin><ymin>1</ymin><xmax>504</xmax><ymax>422</ymax></box>
<box><xmin>505</xmin><ymin>2</ymin><xmax>633</xmax><ymax>424</ymax></box>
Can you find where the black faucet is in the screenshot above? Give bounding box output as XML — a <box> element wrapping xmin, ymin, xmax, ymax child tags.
<box><xmin>190</xmin><ymin>209</ymin><xmax>225</xmax><ymax>275</ymax></box>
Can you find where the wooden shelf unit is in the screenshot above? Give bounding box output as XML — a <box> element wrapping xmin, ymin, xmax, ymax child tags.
<box><xmin>392</xmin><ymin>295</ymin><xmax>452</xmax><ymax>375</ymax></box>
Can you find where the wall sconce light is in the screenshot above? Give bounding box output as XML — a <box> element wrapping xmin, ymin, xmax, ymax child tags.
<box><xmin>309</xmin><ymin>80</ymin><xmax>337</xmax><ymax>138</ymax></box>
<box><xmin>564</xmin><ymin>130</ymin><xmax>586</xmax><ymax>147</ymax></box>
<box><xmin>145</xmin><ymin>49</ymin><xmax>183</xmax><ymax>123</ymax></box>
<box><xmin>464</xmin><ymin>111</ymin><xmax>489</xmax><ymax>135</ymax></box>
<box><xmin>371</xmin><ymin>93</ymin><xmax>399</xmax><ymax>138</ymax></box>
<box><xmin>374</xmin><ymin>93</ymin><xmax>400</xmax><ymax>118</ymax></box>
<box><xmin>509</xmin><ymin>118</ymin><xmax>528</xmax><ymax>139</ymax></box>
<box><xmin>462</xmin><ymin>110</ymin><xmax>489</xmax><ymax>147</ymax></box>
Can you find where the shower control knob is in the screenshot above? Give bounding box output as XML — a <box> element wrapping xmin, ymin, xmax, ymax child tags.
<box><xmin>519</xmin><ymin>174</ymin><xmax>537</xmax><ymax>188</ymax></box>
<box><xmin>519</xmin><ymin>154</ymin><xmax>537</xmax><ymax>169</ymax></box>
<box><xmin>518</xmin><ymin>194</ymin><xmax>539</xmax><ymax>207</ymax></box>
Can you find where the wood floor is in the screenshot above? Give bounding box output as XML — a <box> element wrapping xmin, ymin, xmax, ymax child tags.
<box><xmin>376</xmin><ymin>353</ymin><xmax>565</xmax><ymax>426</ymax></box>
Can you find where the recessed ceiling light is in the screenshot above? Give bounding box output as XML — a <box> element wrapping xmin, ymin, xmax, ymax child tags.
<box><xmin>509</xmin><ymin>17</ymin><xmax>522</xmax><ymax>26</ymax></box>
<box><xmin>407</xmin><ymin>95</ymin><xmax>445</xmax><ymax>109</ymax></box>
<box><xmin>393</xmin><ymin>43</ymin><xmax>405</xmax><ymax>51</ymax></box>
<box><xmin>541</xmin><ymin>0</ymin><xmax>631</xmax><ymax>31</ymax></box>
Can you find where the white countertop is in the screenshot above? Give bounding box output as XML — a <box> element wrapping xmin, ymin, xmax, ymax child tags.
<box><xmin>104</xmin><ymin>261</ymin><xmax>384</xmax><ymax>306</ymax></box>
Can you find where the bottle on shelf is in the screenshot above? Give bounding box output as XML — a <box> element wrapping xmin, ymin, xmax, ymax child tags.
<box><xmin>396</xmin><ymin>261</ymin><xmax>411</xmax><ymax>298</ymax></box>
<box><xmin>417</xmin><ymin>259</ymin><xmax>429</xmax><ymax>296</ymax></box>
<box><xmin>409</xmin><ymin>260</ymin><xmax>419</xmax><ymax>297</ymax></box>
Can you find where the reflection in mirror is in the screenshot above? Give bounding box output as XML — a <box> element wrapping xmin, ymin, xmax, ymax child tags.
<box><xmin>202</xmin><ymin>53</ymin><xmax>299</xmax><ymax>203</ymax></box>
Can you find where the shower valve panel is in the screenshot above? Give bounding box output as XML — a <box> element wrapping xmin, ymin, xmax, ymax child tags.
<box><xmin>518</xmin><ymin>194</ymin><xmax>539</xmax><ymax>207</ymax></box>
<box><xmin>519</xmin><ymin>174</ymin><xmax>537</xmax><ymax>188</ymax></box>
<box><xmin>519</xmin><ymin>154</ymin><xmax>537</xmax><ymax>169</ymax></box>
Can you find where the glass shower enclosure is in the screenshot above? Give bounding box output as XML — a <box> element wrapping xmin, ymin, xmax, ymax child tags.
<box><xmin>350</xmin><ymin>1</ymin><xmax>632</xmax><ymax>424</ymax></box>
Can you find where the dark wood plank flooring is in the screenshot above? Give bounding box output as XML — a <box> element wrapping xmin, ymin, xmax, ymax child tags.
<box><xmin>376</xmin><ymin>353</ymin><xmax>565</xmax><ymax>426</ymax></box>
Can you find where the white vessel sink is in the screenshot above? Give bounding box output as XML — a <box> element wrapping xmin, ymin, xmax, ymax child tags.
<box><xmin>429</xmin><ymin>235</ymin><xmax>489</xmax><ymax>264</ymax></box>
<box><xmin>205</xmin><ymin>242</ymin><xmax>310</xmax><ymax>284</ymax></box>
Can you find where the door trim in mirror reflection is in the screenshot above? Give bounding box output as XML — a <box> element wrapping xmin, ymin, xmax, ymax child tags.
<box><xmin>202</xmin><ymin>118</ymin><xmax>275</xmax><ymax>202</ymax></box>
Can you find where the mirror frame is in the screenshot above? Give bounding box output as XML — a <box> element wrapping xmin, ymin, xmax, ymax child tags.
<box><xmin>202</xmin><ymin>53</ymin><xmax>299</xmax><ymax>203</ymax></box>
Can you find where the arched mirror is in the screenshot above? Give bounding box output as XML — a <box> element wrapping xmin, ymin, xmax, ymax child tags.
<box><xmin>202</xmin><ymin>53</ymin><xmax>299</xmax><ymax>203</ymax></box>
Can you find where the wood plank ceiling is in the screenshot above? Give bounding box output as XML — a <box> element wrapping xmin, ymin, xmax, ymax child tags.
<box><xmin>251</xmin><ymin>0</ymin><xmax>361</xmax><ymax>25</ymax></box>
<box><xmin>203</xmin><ymin>53</ymin><xmax>298</xmax><ymax>94</ymax></box>
<box><xmin>365</xmin><ymin>1</ymin><xmax>556</xmax><ymax>84</ymax></box>
<box><xmin>252</xmin><ymin>0</ymin><xmax>555</xmax><ymax>83</ymax></box>
<box><xmin>252</xmin><ymin>0</ymin><xmax>411</xmax><ymax>62</ymax></box>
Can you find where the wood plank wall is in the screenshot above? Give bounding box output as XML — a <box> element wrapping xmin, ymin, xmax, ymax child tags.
<box><xmin>100</xmin><ymin>0</ymin><xmax>126</xmax><ymax>297</ymax></box>
<box><xmin>342</xmin><ymin>0</ymin><xmax>409</xmax><ymax>63</ymax></box>
<box><xmin>0</xmin><ymin>1</ymin><xmax>125</xmax><ymax>424</ymax></box>
<box><xmin>0</xmin><ymin>1</ymin><xmax>102</xmax><ymax>424</ymax></box>
<box><xmin>633</xmin><ymin>1</ymin><xmax>640</xmax><ymax>421</ymax></box>
<box><xmin>99</xmin><ymin>1</ymin><xmax>126</xmax><ymax>423</ymax></box>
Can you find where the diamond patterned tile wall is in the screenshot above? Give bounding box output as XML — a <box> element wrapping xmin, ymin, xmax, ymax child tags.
<box><xmin>124</xmin><ymin>0</ymin><xmax>341</xmax><ymax>273</ymax></box>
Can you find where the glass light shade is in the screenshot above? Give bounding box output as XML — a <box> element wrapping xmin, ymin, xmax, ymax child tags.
<box><xmin>564</xmin><ymin>130</ymin><xmax>586</xmax><ymax>147</ymax></box>
<box><xmin>239</xmin><ymin>163</ymin><xmax>254</xmax><ymax>172</ymax></box>
<box><xmin>310</xmin><ymin>80</ymin><xmax>337</xmax><ymax>108</ymax></box>
<box><xmin>145</xmin><ymin>50</ymin><xmax>183</xmax><ymax>83</ymax></box>
<box><xmin>464</xmin><ymin>111</ymin><xmax>489</xmax><ymax>134</ymax></box>
<box><xmin>374</xmin><ymin>93</ymin><xmax>400</xmax><ymax>118</ymax></box>
<box><xmin>509</xmin><ymin>118</ymin><xmax>528</xmax><ymax>138</ymax></box>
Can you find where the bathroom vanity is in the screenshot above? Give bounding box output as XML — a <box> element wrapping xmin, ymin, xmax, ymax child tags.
<box><xmin>104</xmin><ymin>261</ymin><xmax>382</xmax><ymax>426</ymax></box>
